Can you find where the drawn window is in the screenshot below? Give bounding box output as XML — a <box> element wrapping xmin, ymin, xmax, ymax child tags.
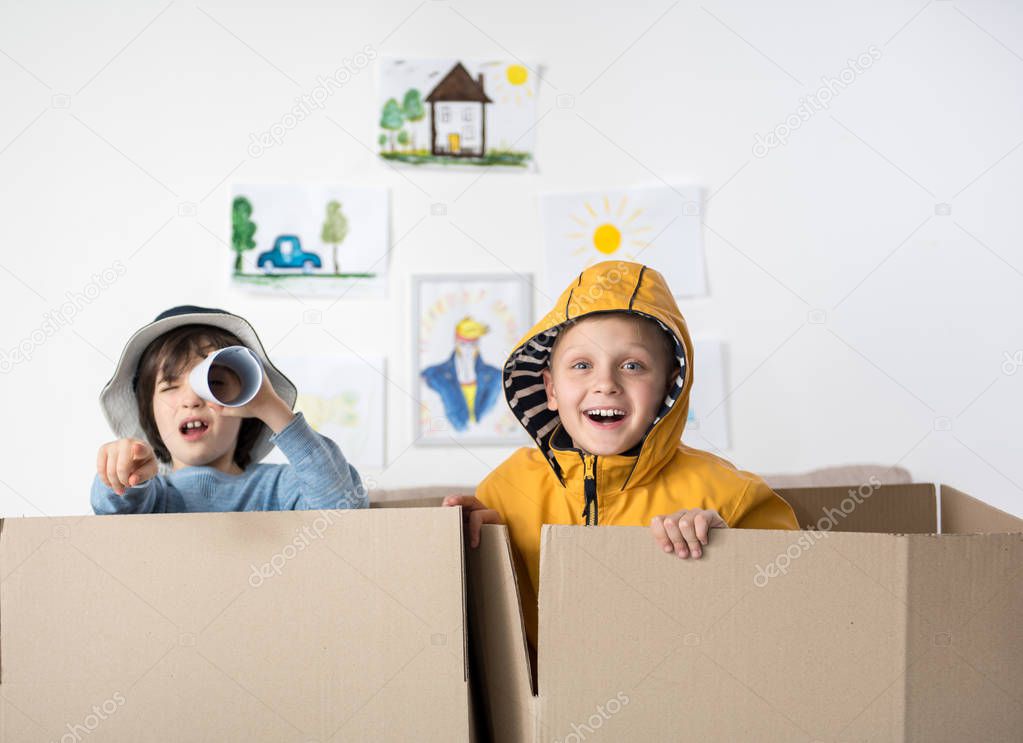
<box><xmin>441</xmin><ymin>107</ymin><xmax>450</xmax><ymax>123</ymax></box>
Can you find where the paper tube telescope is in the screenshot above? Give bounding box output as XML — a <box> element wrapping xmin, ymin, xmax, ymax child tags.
<box><xmin>188</xmin><ymin>346</ymin><xmax>264</xmax><ymax>407</ymax></box>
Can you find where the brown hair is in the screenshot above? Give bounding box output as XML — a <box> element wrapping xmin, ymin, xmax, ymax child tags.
<box><xmin>549</xmin><ymin>312</ymin><xmax>678</xmax><ymax>373</ymax></box>
<box><xmin>134</xmin><ymin>324</ymin><xmax>262</xmax><ymax>469</ymax></box>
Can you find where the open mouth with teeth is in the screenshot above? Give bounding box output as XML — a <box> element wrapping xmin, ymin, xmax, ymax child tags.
<box><xmin>584</xmin><ymin>408</ymin><xmax>628</xmax><ymax>428</ymax></box>
<box><xmin>179</xmin><ymin>419</ymin><xmax>209</xmax><ymax>440</ymax></box>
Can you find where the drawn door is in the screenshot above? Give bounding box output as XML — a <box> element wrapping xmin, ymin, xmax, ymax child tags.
<box><xmin>448</xmin><ymin>133</ymin><xmax>461</xmax><ymax>154</ymax></box>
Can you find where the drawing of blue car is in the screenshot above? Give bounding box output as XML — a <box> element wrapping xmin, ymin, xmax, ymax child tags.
<box><xmin>257</xmin><ymin>235</ymin><xmax>322</xmax><ymax>273</ymax></box>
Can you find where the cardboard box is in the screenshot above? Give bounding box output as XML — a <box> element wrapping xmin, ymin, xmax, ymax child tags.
<box><xmin>469</xmin><ymin>484</ymin><xmax>1023</xmax><ymax>742</ymax></box>
<box><xmin>0</xmin><ymin>506</ymin><xmax>474</xmax><ymax>742</ymax></box>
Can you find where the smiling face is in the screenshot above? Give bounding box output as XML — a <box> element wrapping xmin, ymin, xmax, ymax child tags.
<box><xmin>149</xmin><ymin>348</ymin><xmax>243</xmax><ymax>473</ymax></box>
<box><xmin>542</xmin><ymin>313</ymin><xmax>677</xmax><ymax>456</ymax></box>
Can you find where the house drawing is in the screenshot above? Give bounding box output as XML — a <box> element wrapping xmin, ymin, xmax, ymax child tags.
<box><xmin>425</xmin><ymin>62</ymin><xmax>492</xmax><ymax>158</ymax></box>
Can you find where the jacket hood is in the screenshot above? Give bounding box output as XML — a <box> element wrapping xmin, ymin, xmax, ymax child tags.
<box><xmin>503</xmin><ymin>261</ymin><xmax>694</xmax><ymax>489</ymax></box>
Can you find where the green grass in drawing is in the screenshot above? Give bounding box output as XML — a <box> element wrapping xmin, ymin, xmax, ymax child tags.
<box><xmin>380</xmin><ymin>150</ymin><xmax>531</xmax><ymax>167</ymax></box>
<box><xmin>233</xmin><ymin>272</ymin><xmax>376</xmax><ymax>287</ymax></box>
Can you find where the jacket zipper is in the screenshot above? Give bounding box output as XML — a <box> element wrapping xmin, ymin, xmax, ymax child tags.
<box><xmin>581</xmin><ymin>454</ymin><xmax>599</xmax><ymax>525</ymax></box>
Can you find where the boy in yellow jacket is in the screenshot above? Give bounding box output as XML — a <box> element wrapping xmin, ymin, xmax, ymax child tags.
<box><xmin>445</xmin><ymin>260</ymin><xmax>799</xmax><ymax>649</ymax></box>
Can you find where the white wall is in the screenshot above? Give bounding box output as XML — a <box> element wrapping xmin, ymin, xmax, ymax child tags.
<box><xmin>1</xmin><ymin>0</ymin><xmax>1020</xmax><ymax>518</ymax></box>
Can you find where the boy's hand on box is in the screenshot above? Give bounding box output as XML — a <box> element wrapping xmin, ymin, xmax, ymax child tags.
<box><xmin>442</xmin><ymin>495</ymin><xmax>504</xmax><ymax>549</ymax></box>
<box><xmin>651</xmin><ymin>509</ymin><xmax>727</xmax><ymax>559</ymax></box>
<box><xmin>97</xmin><ymin>439</ymin><xmax>157</xmax><ymax>496</ymax></box>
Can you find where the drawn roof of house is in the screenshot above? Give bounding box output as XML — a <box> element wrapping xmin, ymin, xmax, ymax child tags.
<box><xmin>424</xmin><ymin>62</ymin><xmax>493</xmax><ymax>104</ymax></box>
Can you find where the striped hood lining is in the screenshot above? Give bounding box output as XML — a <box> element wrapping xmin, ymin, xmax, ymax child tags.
<box><xmin>503</xmin><ymin>311</ymin><xmax>687</xmax><ymax>478</ymax></box>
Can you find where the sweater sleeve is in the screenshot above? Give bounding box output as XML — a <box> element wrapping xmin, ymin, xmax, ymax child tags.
<box><xmin>268</xmin><ymin>413</ymin><xmax>367</xmax><ymax>510</ymax></box>
<box><xmin>91</xmin><ymin>474</ymin><xmax>165</xmax><ymax>515</ymax></box>
<box><xmin>725</xmin><ymin>478</ymin><xmax>800</xmax><ymax>530</ymax></box>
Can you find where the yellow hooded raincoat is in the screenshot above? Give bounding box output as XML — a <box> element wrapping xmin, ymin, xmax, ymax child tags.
<box><xmin>476</xmin><ymin>260</ymin><xmax>799</xmax><ymax>649</ymax></box>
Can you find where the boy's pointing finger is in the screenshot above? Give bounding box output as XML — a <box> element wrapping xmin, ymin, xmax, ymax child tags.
<box><xmin>96</xmin><ymin>448</ymin><xmax>111</xmax><ymax>489</ymax></box>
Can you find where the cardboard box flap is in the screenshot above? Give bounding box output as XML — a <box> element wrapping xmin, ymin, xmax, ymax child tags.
<box><xmin>777</xmin><ymin>483</ymin><xmax>936</xmax><ymax>534</ymax></box>
<box><xmin>537</xmin><ymin>524</ymin><xmax>917</xmax><ymax>741</ymax></box>
<box><xmin>902</xmin><ymin>530</ymin><xmax>1023</xmax><ymax>739</ymax></box>
<box><xmin>467</xmin><ymin>525</ymin><xmax>535</xmax><ymax>743</ymax></box>
<box><xmin>940</xmin><ymin>485</ymin><xmax>1023</xmax><ymax>534</ymax></box>
<box><xmin>0</xmin><ymin>508</ymin><xmax>471</xmax><ymax>742</ymax></box>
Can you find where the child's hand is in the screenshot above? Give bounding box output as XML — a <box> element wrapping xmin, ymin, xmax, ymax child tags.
<box><xmin>442</xmin><ymin>495</ymin><xmax>504</xmax><ymax>549</ymax></box>
<box><xmin>97</xmin><ymin>439</ymin><xmax>157</xmax><ymax>496</ymax></box>
<box><xmin>651</xmin><ymin>509</ymin><xmax>727</xmax><ymax>559</ymax></box>
<box><xmin>206</xmin><ymin>373</ymin><xmax>294</xmax><ymax>433</ymax></box>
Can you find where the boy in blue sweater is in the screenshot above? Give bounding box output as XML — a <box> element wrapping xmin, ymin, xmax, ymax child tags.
<box><xmin>92</xmin><ymin>305</ymin><xmax>367</xmax><ymax>514</ymax></box>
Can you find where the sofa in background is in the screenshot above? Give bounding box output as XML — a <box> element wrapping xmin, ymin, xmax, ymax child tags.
<box><xmin>369</xmin><ymin>464</ymin><xmax>913</xmax><ymax>508</ymax></box>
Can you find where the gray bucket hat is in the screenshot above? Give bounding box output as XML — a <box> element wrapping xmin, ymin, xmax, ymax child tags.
<box><xmin>99</xmin><ymin>305</ymin><xmax>297</xmax><ymax>464</ymax></box>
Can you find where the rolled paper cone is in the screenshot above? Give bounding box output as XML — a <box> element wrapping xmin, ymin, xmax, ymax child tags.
<box><xmin>188</xmin><ymin>346</ymin><xmax>264</xmax><ymax>407</ymax></box>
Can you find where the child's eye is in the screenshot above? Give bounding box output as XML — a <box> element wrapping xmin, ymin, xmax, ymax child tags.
<box><xmin>570</xmin><ymin>361</ymin><xmax>591</xmax><ymax>370</ymax></box>
<box><xmin>622</xmin><ymin>361</ymin><xmax>644</xmax><ymax>371</ymax></box>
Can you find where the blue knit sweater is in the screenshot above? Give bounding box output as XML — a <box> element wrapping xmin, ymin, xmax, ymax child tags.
<box><xmin>91</xmin><ymin>413</ymin><xmax>366</xmax><ymax>514</ymax></box>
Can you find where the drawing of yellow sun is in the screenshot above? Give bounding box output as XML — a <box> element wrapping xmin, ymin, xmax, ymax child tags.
<box><xmin>484</xmin><ymin>61</ymin><xmax>534</xmax><ymax>105</ymax></box>
<box><xmin>566</xmin><ymin>195</ymin><xmax>652</xmax><ymax>260</ymax></box>
<box><xmin>506</xmin><ymin>64</ymin><xmax>528</xmax><ymax>85</ymax></box>
<box><xmin>592</xmin><ymin>224</ymin><xmax>621</xmax><ymax>254</ymax></box>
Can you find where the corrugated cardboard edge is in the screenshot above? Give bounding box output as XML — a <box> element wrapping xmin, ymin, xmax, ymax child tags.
<box><xmin>940</xmin><ymin>485</ymin><xmax>1023</xmax><ymax>534</ymax></box>
<box><xmin>0</xmin><ymin>515</ymin><xmax>3</xmax><ymax>685</ymax></box>
<box><xmin>468</xmin><ymin>524</ymin><xmax>536</xmax><ymax>743</ymax></box>
<box><xmin>897</xmin><ymin>534</ymin><xmax>913</xmax><ymax>739</ymax></box>
<box><xmin>459</xmin><ymin>510</ymin><xmax>469</xmax><ymax>684</ymax></box>
<box><xmin>457</xmin><ymin>506</ymin><xmax>479</xmax><ymax>743</ymax></box>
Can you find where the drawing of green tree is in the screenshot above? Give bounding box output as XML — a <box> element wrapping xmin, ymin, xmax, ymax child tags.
<box><xmin>401</xmin><ymin>88</ymin><xmax>425</xmax><ymax>150</ymax></box>
<box><xmin>231</xmin><ymin>196</ymin><xmax>257</xmax><ymax>272</ymax></box>
<box><xmin>320</xmin><ymin>200</ymin><xmax>349</xmax><ymax>274</ymax></box>
<box><xmin>380</xmin><ymin>98</ymin><xmax>404</xmax><ymax>151</ymax></box>
<box><xmin>397</xmin><ymin>129</ymin><xmax>410</xmax><ymax>150</ymax></box>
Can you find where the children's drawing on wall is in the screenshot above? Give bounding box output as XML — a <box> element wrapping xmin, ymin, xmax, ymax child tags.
<box><xmin>229</xmin><ymin>184</ymin><xmax>389</xmax><ymax>297</ymax></box>
<box><xmin>422</xmin><ymin>316</ymin><xmax>502</xmax><ymax>431</ymax></box>
<box><xmin>264</xmin><ymin>355</ymin><xmax>386</xmax><ymax>469</ymax></box>
<box><xmin>539</xmin><ymin>185</ymin><xmax>707</xmax><ymax>300</ymax></box>
<box><xmin>681</xmin><ymin>339</ymin><xmax>731</xmax><ymax>451</ymax></box>
<box><xmin>377</xmin><ymin>58</ymin><xmax>539</xmax><ymax>169</ymax></box>
<box><xmin>414</xmin><ymin>275</ymin><xmax>533</xmax><ymax>445</ymax></box>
